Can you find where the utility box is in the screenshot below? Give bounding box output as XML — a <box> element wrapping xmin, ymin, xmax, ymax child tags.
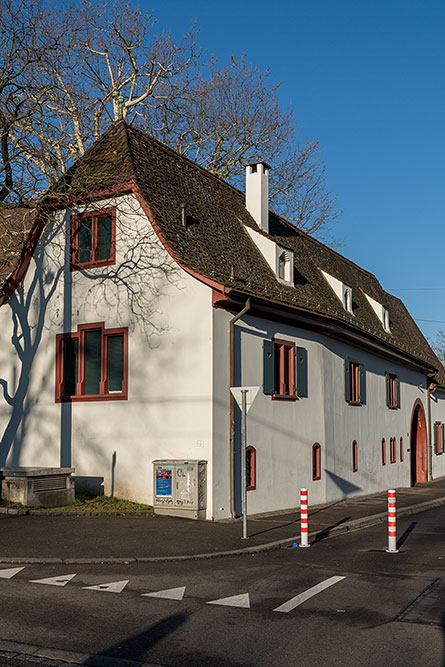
<box><xmin>152</xmin><ymin>460</ymin><xmax>207</xmax><ymax>520</ymax></box>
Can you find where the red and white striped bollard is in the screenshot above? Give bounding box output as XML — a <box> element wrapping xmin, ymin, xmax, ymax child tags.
<box><xmin>386</xmin><ymin>489</ymin><xmax>399</xmax><ymax>553</ymax></box>
<box><xmin>300</xmin><ymin>488</ymin><xmax>310</xmax><ymax>548</ymax></box>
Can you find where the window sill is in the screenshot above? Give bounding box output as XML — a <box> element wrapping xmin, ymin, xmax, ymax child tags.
<box><xmin>71</xmin><ymin>258</ymin><xmax>116</xmax><ymax>272</ymax></box>
<box><xmin>56</xmin><ymin>393</ymin><xmax>127</xmax><ymax>403</ymax></box>
<box><xmin>246</xmin><ymin>486</ymin><xmax>256</xmax><ymax>491</ymax></box>
<box><xmin>312</xmin><ymin>476</ymin><xmax>321</xmax><ymax>482</ymax></box>
<box><xmin>348</xmin><ymin>400</ymin><xmax>361</xmax><ymax>406</ymax></box>
<box><xmin>272</xmin><ymin>394</ymin><xmax>297</xmax><ymax>401</ymax></box>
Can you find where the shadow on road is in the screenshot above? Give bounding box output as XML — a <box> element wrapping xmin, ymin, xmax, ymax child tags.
<box><xmin>311</xmin><ymin>516</ymin><xmax>352</xmax><ymax>544</ymax></box>
<box><xmin>396</xmin><ymin>521</ymin><xmax>417</xmax><ymax>550</ymax></box>
<box><xmin>86</xmin><ymin>611</ymin><xmax>189</xmax><ymax>662</ymax></box>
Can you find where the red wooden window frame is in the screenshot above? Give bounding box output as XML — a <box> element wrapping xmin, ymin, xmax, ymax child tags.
<box><xmin>246</xmin><ymin>446</ymin><xmax>256</xmax><ymax>491</ymax></box>
<box><xmin>387</xmin><ymin>373</ymin><xmax>397</xmax><ymax>409</ymax></box>
<box><xmin>382</xmin><ymin>438</ymin><xmax>386</xmax><ymax>465</ymax></box>
<box><xmin>352</xmin><ymin>440</ymin><xmax>358</xmax><ymax>472</ymax></box>
<box><xmin>312</xmin><ymin>443</ymin><xmax>321</xmax><ymax>481</ymax></box>
<box><xmin>272</xmin><ymin>338</ymin><xmax>296</xmax><ymax>400</ymax></box>
<box><xmin>400</xmin><ymin>437</ymin><xmax>403</xmax><ymax>462</ymax></box>
<box><xmin>349</xmin><ymin>360</ymin><xmax>360</xmax><ymax>404</ymax></box>
<box><xmin>70</xmin><ymin>207</ymin><xmax>116</xmax><ymax>270</ymax></box>
<box><xmin>390</xmin><ymin>437</ymin><xmax>396</xmax><ymax>463</ymax></box>
<box><xmin>435</xmin><ymin>422</ymin><xmax>443</xmax><ymax>455</ymax></box>
<box><xmin>55</xmin><ymin>322</ymin><xmax>128</xmax><ymax>402</ymax></box>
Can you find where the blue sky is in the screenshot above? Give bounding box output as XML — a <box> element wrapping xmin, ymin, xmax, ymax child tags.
<box><xmin>142</xmin><ymin>0</ymin><xmax>445</xmax><ymax>344</ymax></box>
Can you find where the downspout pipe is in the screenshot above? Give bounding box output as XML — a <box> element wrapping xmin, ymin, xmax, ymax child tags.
<box><xmin>229</xmin><ymin>297</ymin><xmax>251</xmax><ymax>518</ymax></box>
<box><xmin>427</xmin><ymin>382</ymin><xmax>436</xmax><ymax>481</ymax></box>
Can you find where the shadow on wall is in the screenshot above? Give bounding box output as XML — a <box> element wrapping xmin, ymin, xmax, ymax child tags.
<box><xmin>325</xmin><ymin>470</ymin><xmax>362</xmax><ymax>495</ymax></box>
<box><xmin>0</xmin><ymin>222</ymin><xmax>63</xmax><ymax>466</ymax></box>
<box><xmin>75</xmin><ymin>476</ymin><xmax>104</xmax><ymax>495</ymax></box>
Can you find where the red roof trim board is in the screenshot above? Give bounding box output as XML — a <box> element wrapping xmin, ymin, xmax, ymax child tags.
<box><xmin>0</xmin><ymin>215</ymin><xmax>45</xmax><ymax>306</ymax></box>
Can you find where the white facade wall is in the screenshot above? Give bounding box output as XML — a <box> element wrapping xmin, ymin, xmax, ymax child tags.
<box><xmin>0</xmin><ymin>194</ymin><xmax>215</xmax><ymax>517</ymax></box>
<box><xmin>212</xmin><ymin>308</ymin><xmax>435</xmax><ymax>519</ymax></box>
<box><xmin>430</xmin><ymin>391</ymin><xmax>445</xmax><ymax>480</ymax></box>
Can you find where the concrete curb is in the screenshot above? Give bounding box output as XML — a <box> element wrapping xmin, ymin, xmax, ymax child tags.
<box><xmin>1</xmin><ymin>495</ymin><xmax>444</xmax><ymax>565</ymax></box>
<box><xmin>0</xmin><ymin>639</ymin><xmax>169</xmax><ymax>667</ymax></box>
<box><xmin>0</xmin><ymin>507</ymin><xmax>153</xmax><ymax>516</ymax></box>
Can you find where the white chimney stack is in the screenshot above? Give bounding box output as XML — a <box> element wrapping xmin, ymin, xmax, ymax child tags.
<box><xmin>245</xmin><ymin>161</ymin><xmax>271</xmax><ymax>233</ymax></box>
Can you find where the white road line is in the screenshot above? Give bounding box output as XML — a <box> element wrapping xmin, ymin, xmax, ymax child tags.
<box><xmin>0</xmin><ymin>567</ymin><xmax>25</xmax><ymax>579</ymax></box>
<box><xmin>207</xmin><ymin>593</ymin><xmax>250</xmax><ymax>608</ymax></box>
<box><xmin>30</xmin><ymin>574</ymin><xmax>76</xmax><ymax>587</ymax></box>
<box><xmin>83</xmin><ymin>580</ymin><xmax>129</xmax><ymax>593</ymax></box>
<box><xmin>142</xmin><ymin>586</ymin><xmax>186</xmax><ymax>600</ymax></box>
<box><xmin>273</xmin><ymin>575</ymin><xmax>346</xmax><ymax>613</ymax></box>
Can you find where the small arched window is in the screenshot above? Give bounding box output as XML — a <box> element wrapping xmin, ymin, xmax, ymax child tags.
<box><xmin>352</xmin><ymin>440</ymin><xmax>358</xmax><ymax>472</ymax></box>
<box><xmin>390</xmin><ymin>437</ymin><xmax>396</xmax><ymax>463</ymax></box>
<box><xmin>312</xmin><ymin>443</ymin><xmax>321</xmax><ymax>481</ymax></box>
<box><xmin>246</xmin><ymin>446</ymin><xmax>256</xmax><ymax>491</ymax></box>
<box><xmin>382</xmin><ymin>438</ymin><xmax>386</xmax><ymax>465</ymax></box>
<box><xmin>278</xmin><ymin>252</ymin><xmax>287</xmax><ymax>280</ymax></box>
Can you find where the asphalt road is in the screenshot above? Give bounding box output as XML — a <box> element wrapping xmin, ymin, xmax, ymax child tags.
<box><xmin>1</xmin><ymin>506</ymin><xmax>444</xmax><ymax>667</ymax></box>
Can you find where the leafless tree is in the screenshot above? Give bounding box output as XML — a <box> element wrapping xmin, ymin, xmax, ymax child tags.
<box><xmin>0</xmin><ymin>0</ymin><xmax>338</xmax><ymax>238</ymax></box>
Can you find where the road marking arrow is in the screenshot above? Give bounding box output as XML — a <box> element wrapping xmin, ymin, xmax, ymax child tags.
<box><xmin>30</xmin><ymin>574</ymin><xmax>76</xmax><ymax>587</ymax></box>
<box><xmin>0</xmin><ymin>567</ymin><xmax>25</xmax><ymax>579</ymax></box>
<box><xmin>142</xmin><ymin>586</ymin><xmax>186</xmax><ymax>601</ymax></box>
<box><xmin>274</xmin><ymin>575</ymin><xmax>346</xmax><ymax>613</ymax></box>
<box><xmin>207</xmin><ymin>593</ymin><xmax>250</xmax><ymax>608</ymax></box>
<box><xmin>83</xmin><ymin>580</ymin><xmax>129</xmax><ymax>593</ymax></box>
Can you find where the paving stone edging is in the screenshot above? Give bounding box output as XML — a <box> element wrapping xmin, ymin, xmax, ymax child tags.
<box><xmin>1</xmin><ymin>495</ymin><xmax>444</xmax><ymax>565</ymax></box>
<box><xmin>0</xmin><ymin>639</ymin><xmax>169</xmax><ymax>667</ymax></box>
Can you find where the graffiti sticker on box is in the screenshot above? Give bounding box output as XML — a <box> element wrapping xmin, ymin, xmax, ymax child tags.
<box><xmin>156</xmin><ymin>468</ymin><xmax>173</xmax><ymax>497</ymax></box>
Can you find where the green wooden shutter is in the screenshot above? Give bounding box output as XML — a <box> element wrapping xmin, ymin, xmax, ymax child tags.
<box><xmin>97</xmin><ymin>215</ymin><xmax>113</xmax><ymax>261</ymax></box>
<box><xmin>385</xmin><ymin>373</ymin><xmax>390</xmax><ymax>407</ymax></box>
<box><xmin>344</xmin><ymin>359</ymin><xmax>351</xmax><ymax>402</ymax></box>
<box><xmin>108</xmin><ymin>335</ymin><xmax>124</xmax><ymax>392</ymax></box>
<box><xmin>79</xmin><ymin>217</ymin><xmax>93</xmax><ymax>264</ymax></box>
<box><xmin>395</xmin><ymin>375</ymin><xmax>400</xmax><ymax>408</ymax></box>
<box><xmin>84</xmin><ymin>329</ymin><xmax>102</xmax><ymax>395</ymax></box>
<box><xmin>359</xmin><ymin>364</ymin><xmax>366</xmax><ymax>404</ymax></box>
<box><xmin>296</xmin><ymin>347</ymin><xmax>308</xmax><ymax>398</ymax></box>
<box><xmin>263</xmin><ymin>340</ymin><xmax>275</xmax><ymax>395</ymax></box>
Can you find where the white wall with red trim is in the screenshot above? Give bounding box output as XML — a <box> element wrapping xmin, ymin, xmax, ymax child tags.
<box><xmin>0</xmin><ymin>193</ymin><xmax>217</xmax><ymax>517</ymax></box>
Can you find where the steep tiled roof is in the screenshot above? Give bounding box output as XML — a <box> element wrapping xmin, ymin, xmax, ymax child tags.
<box><xmin>5</xmin><ymin>121</ymin><xmax>444</xmax><ymax>379</ymax></box>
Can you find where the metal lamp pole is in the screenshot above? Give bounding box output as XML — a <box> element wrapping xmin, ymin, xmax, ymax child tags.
<box><xmin>241</xmin><ymin>389</ymin><xmax>248</xmax><ymax>539</ymax></box>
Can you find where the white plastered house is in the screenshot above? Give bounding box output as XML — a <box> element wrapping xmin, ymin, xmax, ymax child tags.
<box><xmin>0</xmin><ymin>121</ymin><xmax>444</xmax><ymax>520</ymax></box>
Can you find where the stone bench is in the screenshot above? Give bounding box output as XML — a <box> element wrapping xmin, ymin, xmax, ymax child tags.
<box><xmin>0</xmin><ymin>467</ymin><xmax>75</xmax><ymax>508</ymax></box>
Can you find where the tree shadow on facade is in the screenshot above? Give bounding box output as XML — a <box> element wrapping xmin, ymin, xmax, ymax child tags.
<box><xmin>0</xmin><ymin>223</ymin><xmax>63</xmax><ymax>466</ymax></box>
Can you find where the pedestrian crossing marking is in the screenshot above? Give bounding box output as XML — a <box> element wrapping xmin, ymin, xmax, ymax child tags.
<box><xmin>30</xmin><ymin>573</ymin><xmax>76</xmax><ymax>587</ymax></box>
<box><xmin>142</xmin><ymin>586</ymin><xmax>186</xmax><ymax>600</ymax></box>
<box><xmin>83</xmin><ymin>579</ymin><xmax>129</xmax><ymax>593</ymax></box>
<box><xmin>207</xmin><ymin>593</ymin><xmax>250</xmax><ymax>608</ymax></box>
<box><xmin>0</xmin><ymin>567</ymin><xmax>25</xmax><ymax>579</ymax></box>
<box><xmin>273</xmin><ymin>575</ymin><xmax>346</xmax><ymax>613</ymax></box>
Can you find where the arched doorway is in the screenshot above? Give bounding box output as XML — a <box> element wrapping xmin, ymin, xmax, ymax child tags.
<box><xmin>410</xmin><ymin>400</ymin><xmax>427</xmax><ymax>485</ymax></box>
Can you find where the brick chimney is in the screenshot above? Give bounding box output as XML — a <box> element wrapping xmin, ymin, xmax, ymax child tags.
<box><xmin>245</xmin><ymin>161</ymin><xmax>271</xmax><ymax>233</ymax></box>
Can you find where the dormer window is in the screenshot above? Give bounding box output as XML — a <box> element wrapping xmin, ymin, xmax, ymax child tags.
<box><xmin>244</xmin><ymin>226</ymin><xmax>294</xmax><ymax>286</ymax></box>
<box><xmin>383</xmin><ymin>306</ymin><xmax>390</xmax><ymax>332</ymax></box>
<box><xmin>364</xmin><ymin>293</ymin><xmax>391</xmax><ymax>333</ymax></box>
<box><xmin>278</xmin><ymin>252</ymin><xmax>287</xmax><ymax>280</ymax></box>
<box><xmin>320</xmin><ymin>270</ymin><xmax>353</xmax><ymax>314</ymax></box>
<box><xmin>343</xmin><ymin>285</ymin><xmax>353</xmax><ymax>313</ymax></box>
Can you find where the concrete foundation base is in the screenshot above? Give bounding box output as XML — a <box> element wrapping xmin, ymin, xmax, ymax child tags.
<box><xmin>0</xmin><ymin>467</ymin><xmax>75</xmax><ymax>508</ymax></box>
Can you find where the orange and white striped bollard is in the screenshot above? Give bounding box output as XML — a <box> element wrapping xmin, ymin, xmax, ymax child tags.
<box><xmin>300</xmin><ymin>488</ymin><xmax>310</xmax><ymax>547</ymax></box>
<box><xmin>386</xmin><ymin>489</ymin><xmax>399</xmax><ymax>553</ymax></box>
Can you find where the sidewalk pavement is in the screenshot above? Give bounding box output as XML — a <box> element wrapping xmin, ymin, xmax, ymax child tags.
<box><xmin>1</xmin><ymin>477</ymin><xmax>445</xmax><ymax>564</ymax></box>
